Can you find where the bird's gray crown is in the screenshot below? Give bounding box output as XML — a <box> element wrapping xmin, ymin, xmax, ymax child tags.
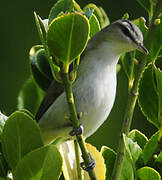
<box><xmin>86</xmin><ymin>19</ymin><xmax>147</xmax><ymax>55</ymax></box>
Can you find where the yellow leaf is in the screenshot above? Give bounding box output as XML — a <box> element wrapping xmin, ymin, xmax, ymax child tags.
<box><xmin>84</xmin><ymin>143</ymin><xmax>106</xmax><ymax>180</ymax></box>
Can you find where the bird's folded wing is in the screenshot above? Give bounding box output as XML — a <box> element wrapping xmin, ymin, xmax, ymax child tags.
<box><xmin>35</xmin><ymin>80</ymin><xmax>64</xmax><ymax>121</ymax></box>
<box><xmin>35</xmin><ymin>42</ymin><xmax>89</xmax><ymax>121</ymax></box>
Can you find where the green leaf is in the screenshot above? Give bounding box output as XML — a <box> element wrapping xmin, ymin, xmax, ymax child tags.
<box><xmin>121</xmin><ymin>157</ymin><xmax>134</xmax><ymax>180</ymax></box>
<box><xmin>154</xmin><ymin>60</ymin><xmax>162</xmax><ymax>126</ymax></box>
<box><xmin>142</xmin><ymin>131</ymin><xmax>160</xmax><ymax>164</ymax></box>
<box><xmin>13</xmin><ymin>145</ymin><xmax>62</xmax><ymax>180</ymax></box>
<box><xmin>17</xmin><ymin>77</ymin><xmax>45</xmax><ymax>115</ymax></box>
<box><xmin>101</xmin><ymin>146</ymin><xmax>116</xmax><ymax>179</ymax></box>
<box><xmin>138</xmin><ymin>64</ymin><xmax>161</xmax><ymax>128</ymax></box>
<box><xmin>47</xmin><ymin>12</ymin><xmax>89</xmax><ymax>64</ymax></box>
<box><xmin>120</xmin><ymin>51</ymin><xmax>135</xmax><ymax>80</ymax></box>
<box><xmin>137</xmin><ymin>167</ymin><xmax>161</xmax><ymax>180</ymax></box>
<box><xmin>128</xmin><ymin>129</ymin><xmax>148</xmax><ymax>149</ymax></box>
<box><xmin>147</xmin><ymin>15</ymin><xmax>162</xmax><ymax>62</ymax></box>
<box><xmin>89</xmin><ymin>14</ymin><xmax>101</xmax><ymax>37</ymax></box>
<box><xmin>29</xmin><ymin>45</ymin><xmax>53</xmax><ymax>91</ymax></box>
<box><xmin>83</xmin><ymin>3</ymin><xmax>105</xmax><ymax>28</ymax></box>
<box><xmin>34</xmin><ymin>12</ymin><xmax>46</xmax><ymax>49</ymax></box>
<box><xmin>2</xmin><ymin>111</ymin><xmax>43</xmax><ymax>169</ymax></box>
<box><xmin>48</xmin><ymin>0</ymin><xmax>82</xmax><ymax>24</ymax></box>
<box><xmin>84</xmin><ymin>8</ymin><xmax>101</xmax><ymax>37</ymax></box>
<box><xmin>98</xmin><ymin>7</ymin><xmax>110</xmax><ymax>28</ymax></box>
<box><xmin>123</xmin><ymin>134</ymin><xmax>142</xmax><ymax>164</ymax></box>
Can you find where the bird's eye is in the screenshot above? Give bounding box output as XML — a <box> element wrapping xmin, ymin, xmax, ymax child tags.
<box><xmin>121</xmin><ymin>26</ymin><xmax>131</xmax><ymax>38</ymax></box>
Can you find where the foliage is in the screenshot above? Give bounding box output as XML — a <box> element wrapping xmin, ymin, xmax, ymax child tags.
<box><xmin>0</xmin><ymin>0</ymin><xmax>162</xmax><ymax>179</ymax></box>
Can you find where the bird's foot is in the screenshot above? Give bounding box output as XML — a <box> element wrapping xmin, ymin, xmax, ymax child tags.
<box><xmin>69</xmin><ymin>123</ymin><xmax>84</xmax><ymax>136</ymax></box>
<box><xmin>80</xmin><ymin>153</ymin><xmax>95</xmax><ymax>171</ymax></box>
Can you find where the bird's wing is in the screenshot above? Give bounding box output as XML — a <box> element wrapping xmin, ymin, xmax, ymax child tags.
<box><xmin>35</xmin><ymin>80</ymin><xmax>64</xmax><ymax>121</ymax></box>
<box><xmin>35</xmin><ymin>48</ymin><xmax>88</xmax><ymax>121</ymax></box>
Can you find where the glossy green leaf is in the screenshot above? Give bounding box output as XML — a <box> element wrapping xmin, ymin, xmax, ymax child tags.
<box><xmin>128</xmin><ymin>129</ymin><xmax>148</xmax><ymax>149</ymax></box>
<box><xmin>142</xmin><ymin>131</ymin><xmax>160</xmax><ymax>164</ymax></box>
<box><xmin>154</xmin><ymin>60</ymin><xmax>162</xmax><ymax>126</ymax></box>
<box><xmin>137</xmin><ymin>167</ymin><xmax>161</xmax><ymax>180</ymax></box>
<box><xmin>123</xmin><ymin>134</ymin><xmax>142</xmax><ymax>164</ymax></box>
<box><xmin>34</xmin><ymin>12</ymin><xmax>46</xmax><ymax>49</ymax></box>
<box><xmin>17</xmin><ymin>77</ymin><xmax>45</xmax><ymax>115</ymax></box>
<box><xmin>89</xmin><ymin>14</ymin><xmax>101</xmax><ymax>37</ymax></box>
<box><xmin>47</xmin><ymin>12</ymin><xmax>89</xmax><ymax>63</ymax></box>
<box><xmin>29</xmin><ymin>45</ymin><xmax>53</xmax><ymax>91</ymax></box>
<box><xmin>138</xmin><ymin>64</ymin><xmax>161</xmax><ymax>128</ymax></box>
<box><xmin>13</xmin><ymin>145</ymin><xmax>62</xmax><ymax>180</ymax></box>
<box><xmin>2</xmin><ymin>111</ymin><xmax>43</xmax><ymax>169</ymax></box>
<box><xmin>120</xmin><ymin>51</ymin><xmax>135</xmax><ymax>80</ymax></box>
<box><xmin>84</xmin><ymin>8</ymin><xmax>101</xmax><ymax>37</ymax></box>
<box><xmin>98</xmin><ymin>7</ymin><xmax>109</xmax><ymax>28</ymax></box>
<box><xmin>147</xmin><ymin>15</ymin><xmax>162</xmax><ymax>62</ymax></box>
<box><xmin>83</xmin><ymin>3</ymin><xmax>105</xmax><ymax>28</ymax></box>
<box><xmin>48</xmin><ymin>0</ymin><xmax>82</xmax><ymax>24</ymax></box>
<box><xmin>101</xmin><ymin>146</ymin><xmax>116</xmax><ymax>179</ymax></box>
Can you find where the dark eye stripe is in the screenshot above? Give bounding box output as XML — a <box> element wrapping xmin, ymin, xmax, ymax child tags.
<box><xmin>117</xmin><ymin>23</ymin><xmax>136</xmax><ymax>43</ymax></box>
<box><xmin>122</xmin><ymin>20</ymin><xmax>139</xmax><ymax>37</ymax></box>
<box><xmin>122</xmin><ymin>20</ymin><xmax>134</xmax><ymax>32</ymax></box>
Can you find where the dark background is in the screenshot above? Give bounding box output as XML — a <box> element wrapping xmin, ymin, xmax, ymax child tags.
<box><xmin>0</xmin><ymin>0</ymin><xmax>156</xmax><ymax>150</ymax></box>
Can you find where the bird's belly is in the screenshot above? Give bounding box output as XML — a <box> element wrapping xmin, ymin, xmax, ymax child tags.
<box><xmin>74</xmin><ymin>72</ymin><xmax>117</xmax><ymax>137</ymax></box>
<box><xmin>39</xmin><ymin>68</ymin><xmax>117</xmax><ymax>143</ymax></box>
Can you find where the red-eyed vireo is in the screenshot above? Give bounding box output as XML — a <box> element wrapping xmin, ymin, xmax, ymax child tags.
<box><xmin>36</xmin><ymin>20</ymin><xmax>148</xmax><ymax>144</ymax></box>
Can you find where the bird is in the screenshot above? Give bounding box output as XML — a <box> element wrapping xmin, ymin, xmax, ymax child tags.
<box><xmin>36</xmin><ymin>19</ymin><xmax>148</xmax><ymax>145</ymax></box>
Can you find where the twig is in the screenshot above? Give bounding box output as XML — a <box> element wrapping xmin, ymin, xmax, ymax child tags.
<box><xmin>61</xmin><ymin>64</ymin><xmax>97</xmax><ymax>180</ymax></box>
<box><xmin>74</xmin><ymin>140</ymin><xmax>83</xmax><ymax>180</ymax></box>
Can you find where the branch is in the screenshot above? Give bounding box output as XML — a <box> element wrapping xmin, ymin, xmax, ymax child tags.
<box><xmin>61</xmin><ymin>65</ymin><xmax>97</xmax><ymax>180</ymax></box>
<box><xmin>111</xmin><ymin>1</ymin><xmax>162</xmax><ymax>179</ymax></box>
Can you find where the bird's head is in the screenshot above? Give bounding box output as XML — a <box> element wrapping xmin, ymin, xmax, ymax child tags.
<box><xmin>93</xmin><ymin>19</ymin><xmax>149</xmax><ymax>55</ymax></box>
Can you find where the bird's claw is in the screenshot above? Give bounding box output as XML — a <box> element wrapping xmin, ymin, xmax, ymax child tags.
<box><xmin>80</xmin><ymin>153</ymin><xmax>95</xmax><ymax>171</ymax></box>
<box><xmin>69</xmin><ymin>123</ymin><xmax>84</xmax><ymax>136</ymax></box>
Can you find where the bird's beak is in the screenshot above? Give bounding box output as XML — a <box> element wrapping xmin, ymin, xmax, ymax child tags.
<box><xmin>136</xmin><ymin>42</ymin><xmax>149</xmax><ymax>55</ymax></box>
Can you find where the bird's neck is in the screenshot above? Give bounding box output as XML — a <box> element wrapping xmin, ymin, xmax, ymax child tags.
<box><xmin>79</xmin><ymin>41</ymin><xmax>121</xmax><ymax>75</ymax></box>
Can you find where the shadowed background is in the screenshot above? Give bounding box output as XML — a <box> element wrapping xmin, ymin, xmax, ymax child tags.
<box><xmin>0</xmin><ymin>0</ymin><xmax>156</xmax><ymax>150</ymax></box>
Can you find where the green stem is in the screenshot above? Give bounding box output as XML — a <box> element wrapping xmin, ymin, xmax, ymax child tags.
<box><xmin>74</xmin><ymin>140</ymin><xmax>83</xmax><ymax>180</ymax></box>
<box><xmin>61</xmin><ymin>66</ymin><xmax>97</xmax><ymax>180</ymax></box>
<box><xmin>111</xmin><ymin>1</ymin><xmax>162</xmax><ymax>179</ymax></box>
